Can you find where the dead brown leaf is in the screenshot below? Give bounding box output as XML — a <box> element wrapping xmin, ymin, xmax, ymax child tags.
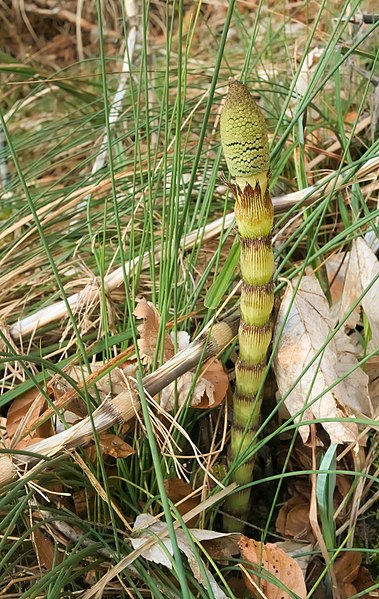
<box><xmin>239</xmin><ymin>536</ymin><xmax>307</xmax><ymax>598</ymax></box>
<box><xmin>326</xmin><ymin>253</ymin><xmax>348</xmax><ymax>305</ymax></box>
<box><xmin>275</xmin><ymin>541</ymin><xmax>313</xmax><ymax>578</ymax></box>
<box><xmin>160</xmin><ymin>361</ymin><xmax>228</xmax><ymax>411</ymax></box>
<box><xmin>161</xmin><ymin>371</ymin><xmax>214</xmax><ymax>411</ymax></box>
<box><xmin>164</xmin><ymin>478</ymin><xmax>199</xmax><ymax>526</ymax></box>
<box><xmin>276</xmin><ymin>497</ymin><xmax>314</xmax><ymax>542</ymax></box>
<box><xmin>84</xmin><ymin>433</ymin><xmax>135</xmax><ymax>462</ymax></box>
<box><xmin>196</xmin><ymin>359</ymin><xmax>229</xmax><ymax>409</ymax></box>
<box><xmin>354</xmin><ymin>565</ymin><xmax>375</xmax><ymax>598</ymax></box>
<box><xmin>73</xmin><ymin>489</ymin><xmax>95</xmax><ymax>518</ymax></box>
<box><xmin>132</xmin><ymin>514</ymin><xmax>231</xmax><ymax>597</ymax></box>
<box><xmin>83</xmin><ymin>569</ymin><xmax>98</xmax><ymax>586</ymax></box>
<box><xmin>335</xmin><ymin>474</ymin><xmax>351</xmax><ymax>503</ymax></box>
<box><xmin>334</xmin><ymin>550</ymin><xmax>362</xmax><ymax>584</ymax></box>
<box><xmin>134</xmin><ymin>297</ymin><xmax>174</xmax><ymax>366</ymax></box>
<box><xmin>334</xmin><ymin>551</ymin><xmax>362</xmax><ymax>598</ymax></box>
<box><xmin>273</xmin><ymin>275</ymin><xmax>370</xmax><ymax>444</ymax></box>
<box><xmin>344</xmin><ymin>111</ymin><xmax>358</xmax><ymax>124</ymax></box>
<box><xmin>97</xmin><ymin>433</ymin><xmax>135</xmax><ymax>459</ymax></box>
<box><xmin>309</xmin><ymin>549</ymin><xmax>373</xmax><ymax>599</ymax></box>
<box><xmin>201</xmin><ymin>534</ymin><xmax>241</xmax><ymax>561</ymax></box>
<box><xmin>7</xmin><ymin>389</ymin><xmax>52</xmax><ymax>447</ymax></box>
<box><xmin>32</xmin><ymin>528</ymin><xmax>61</xmax><ymax>570</ymax></box>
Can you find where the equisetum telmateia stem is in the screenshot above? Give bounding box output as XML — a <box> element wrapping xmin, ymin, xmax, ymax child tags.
<box><xmin>220</xmin><ymin>80</ymin><xmax>274</xmax><ymax>531</ymax></box>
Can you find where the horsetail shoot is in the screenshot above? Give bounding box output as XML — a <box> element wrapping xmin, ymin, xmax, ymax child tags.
<box><xmin>220</xmin><ymin>80</ymin><xmax>274</xmax><ymax>531</ymax></box>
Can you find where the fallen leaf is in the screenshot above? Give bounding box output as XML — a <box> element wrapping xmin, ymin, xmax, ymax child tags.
<box><xmin>335</xmin><ymin>474</ymin><xmax>351</xmax><ymax>502</ymax></box>
<box><xmin>201</xmin><ymin>534</ymin><xmax>241</xmax><ymax>561</ymax></box>
<box><xmin>73</xmin><ymin>489</ymin><xmax>95</xmax><ymax>518</ymax></box>
<box><xmin>344</xmin><ymin>111</ymin><xmax>358</xmax><ymax>124</ymax></box>
<box><xmin>134</xmin><ymin>298</ymin><xmax>174</xmax><ymax>366</ymax></box>
<box><xmin>83</xmin><ymin>570</ymin><xmax>97</xmax><ymax>586</ymax></box>
<box><xmin>164</xmin><ymin>478</ymin><xmax>199</xmax><ymax>526</ymax></box>
<box><xmin>339</xmin><ymin>238</ymin><xmax>379</xmax><ymax>352</ymax></box>
<box><xmin>196</xmin><ymin>359</ymin><xmax>229</xmax><ymax>409</ymax></box>
<box><xmin>334</xmin><ymin>551</ymin><xmax>362</xmax><ymax>598</ymax></box>
<box><xmin>273</xmin><ymin>275</ymin><xmax>370</xmax><ymax>444</ymax></box>
<box><xmin>160</xmin><ymin>371</ymin><xmax>214</xmax><ymax>411</ymax></box>
<box><xmin>160</xmin><ymin>359</ymin><xmax>228</xmax><ymax>411</ymax></box>
<box><xmin>275</xmin><ymin>497</ymin><xmax>314</xmax><ymax>542</ymax></box>
<box><xmin>7</xmin><ymin>389</ymin><xmax>52</xmax><ymax>447</ymax></box>
<box><xmin>32</xmin><ymin>528</ymin><xmax>61</xmax><ymax>570</ymax></box>
<box><xmin>97</xmin><ymin>433</ymin><xmax>135</xmax><ymax>458</ymax></box>
<box><xmin>354</xmin><ymin>564</ymin><xmax>375</xmax><ymax>597</ymax></box>
<box><xmin>334</xmin><ymin>550</ymin><xmax>361</xmax><ymax>584</ymax></box>
<box><xmin>131</xmin><ymin>514</ymin><xmax>232</xmax><ymax>599</ymax></box>
<box><xmin>325</xmin><ymin>253</ymin><xmax>348</xmax><ymax>305</ymax></box>
<box><xmin>334</xmin><ymin>329</ymin><xmax>373</xmax><ymax>418</ymax></box>
<box><xmin>239</xmin><ymin>536</ymin><xmax>307</xmax><ymax>598</ymax></box>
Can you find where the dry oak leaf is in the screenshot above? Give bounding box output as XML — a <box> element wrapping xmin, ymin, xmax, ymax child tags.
<box><xmin>275</xmin><ymin>541</ymin><xmax>313</xmax><ymax>578</ymax></box>
<box><xmin>161</xmin><ymin>358</ymin><xmax>228</xmax><ymax>411</ymax></box>
<box><xmin>339</xmin><ymin>238</ymin><xmax>379</xmax><ymax>353</ymax></box>
<box><xmin>133</xmin><ymin>297</ymin><xmax>174</xmax><ymax>366</ymax></box>
<box><xmin>85</xmin><ymin>433</ymin><xmax>135</xmax><ymax>462</ymax></box>
<box><xmin>273</xmin><ymin>275</ymin><xmax>370</xmax><ymax>444</ymax></box>
<box><xmin>325</xmin><ymin>253</ymin><xmax>348</xmax><ymax>305</ymax></box>
<box><xmin>239</xmin><ymin>536</ymin><xmax>306</xmax><ymax>598</ymax></box>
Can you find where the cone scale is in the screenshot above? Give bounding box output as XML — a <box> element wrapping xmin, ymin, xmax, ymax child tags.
<box><xmin>220</xmin><ymin>80</ymin><xmax>274</xmax><ymax>531</ymax></box>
